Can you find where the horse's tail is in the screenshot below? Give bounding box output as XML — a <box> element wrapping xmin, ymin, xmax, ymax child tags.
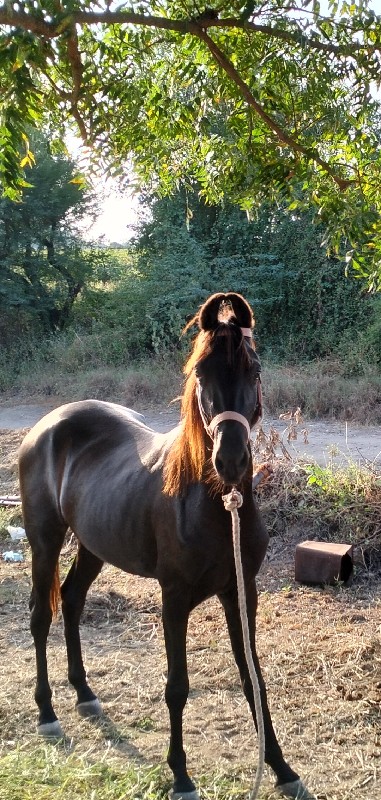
<box><xmin>50</xmin><ymin>562</ymin><xmax>61</xmax><ymax>619</ymax></box>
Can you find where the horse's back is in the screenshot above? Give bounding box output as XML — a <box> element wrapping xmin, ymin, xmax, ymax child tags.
<box><xmin>20</xmin><ymin>400</ymin><xmax>148</xmax><ymax>446</ymax></box>
<box><xmin>19</xmin><ymin>400</ymin><xmax>175</xmax><ymax>574</ymax></box>
<box><xmin>19</xmin><ymin>400</ymin><xmax>155</xmax><ymax>489</ymax></box>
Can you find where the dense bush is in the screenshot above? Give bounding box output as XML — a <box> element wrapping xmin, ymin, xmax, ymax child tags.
<box><xmin>2</xmin><ymin>184</ymin><xmax>380</xmax><ymax>397</ymax></box>
<box><xmin>127</xmin><ymin>191</ymin><xmax>377</xmax><ymax>368</ymax></box>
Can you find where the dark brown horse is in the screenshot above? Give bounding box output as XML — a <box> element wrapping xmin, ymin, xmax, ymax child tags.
<box><xmin>19</xmin><ymin>292</ymin><xmax>311</xmax><ymax>800</ymax></box>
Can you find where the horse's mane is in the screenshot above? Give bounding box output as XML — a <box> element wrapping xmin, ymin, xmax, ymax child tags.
<box><xmin>162</xmin><ymin>321</ymin><xmax>252</xmax><ymax>497</ymax></box>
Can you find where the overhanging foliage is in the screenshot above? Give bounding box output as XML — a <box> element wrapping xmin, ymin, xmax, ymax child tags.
<box><xmin>1</xmin><ymin>2</ymin><xmax>381</xmax><ymax>285</ymax></box>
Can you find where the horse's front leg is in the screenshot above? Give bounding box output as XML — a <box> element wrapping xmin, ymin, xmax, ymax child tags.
<box><xmin>219</xmin><ymin>582</ymin><xmax>313</xmax><ymax>800</ymax></box>
<box><xmin>162</xmin><ymin>589</ymin><xmax>199</xmax><ymax>800</ymax></box>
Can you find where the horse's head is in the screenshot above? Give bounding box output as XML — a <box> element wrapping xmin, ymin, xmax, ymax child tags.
<box><xmin>163</xmin><ymin>292</ymin><xmax>262</xmax><ymax>496</ymax></box>
<box><xmin>195</xmin><ymin>292</ymin><xmax>262</xmax><ymax>487</ymax></box>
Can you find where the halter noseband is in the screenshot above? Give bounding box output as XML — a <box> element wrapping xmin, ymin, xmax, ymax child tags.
<box><xmin>207</xmin><ymin>410</ymin><xmax>251</xmax><ymax>442</ymax></box>
<box><xmin>196</xmin><ymin>326</ymin><xmax>260</xmax><ymax>444</ymax></box>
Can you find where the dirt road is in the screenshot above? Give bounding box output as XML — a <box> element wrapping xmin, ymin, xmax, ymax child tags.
<box><xmin>0</xmin><ymin>400</ymin><xmax>380</xmax><ymax>467</ymax></box>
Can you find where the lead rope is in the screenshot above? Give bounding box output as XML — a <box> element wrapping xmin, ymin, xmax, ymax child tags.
<box><xmin>222</xmin><ymin>487</ymin><xmax>265</xmax><ymax>800</ymax></box>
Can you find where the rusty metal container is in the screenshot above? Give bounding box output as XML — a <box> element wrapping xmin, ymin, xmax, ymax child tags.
<box><xmin>295</xmin><ymin>541</ymin><xmax>353</xmax><ymax>585</ymax></box>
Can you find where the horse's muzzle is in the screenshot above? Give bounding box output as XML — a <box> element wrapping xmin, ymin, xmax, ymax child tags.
<box><xmin>212</xmin><ymin>427</ymin><xmax>250</xmax><ymax>485</ymax></box>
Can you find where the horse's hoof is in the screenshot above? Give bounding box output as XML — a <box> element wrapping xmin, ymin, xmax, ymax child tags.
<box><xmin>276</xmin><ymin>779</ymin><xmax>316</xmax><ymax>799</ymax></box>
<box><xmin>169</xmin><ymin>791</ymin><xmax>200</xmax><ymax>800</ymax></box>
<box><xmin>38</xmin><ymin>720</ymin><xmax>64</xmax><ymax>739</ymax></box>
<box><xmin>76</xmin><ymin>698</ymin><xmax>103</xmax><ymax>718</ymax></box>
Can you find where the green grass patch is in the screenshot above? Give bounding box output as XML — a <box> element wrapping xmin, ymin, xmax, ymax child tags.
<box><xmin>0</xmin><ymin>748</ymin><xmax>169</xmax><ymax>800</ymax></box>
<box><xmin>0</xmin><ymin>746</ymin><xmax>256</xmax><ymax>800</ymax></box>
<box><xmin>259</xmin><ymin>459</ymin><xmax>381</xmax><ymax>557</ymax></box>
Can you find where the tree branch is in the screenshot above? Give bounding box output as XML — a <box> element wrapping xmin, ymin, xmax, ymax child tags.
<box><xmin>65</xmin><ymin>23</ymin><xmax>88</xmax><ymax>144</ymax></box>
<box><xmin>0</xmin><ymin>6</ymin><xmax>56</xmax><ymax>37</ymax></box>
<box><xmin>196</xmin><ymin>26</ymin><xmax>354</xmax><ymax>190</ymax></box>
<box><xmin>0</xmin><ymin>6</ymin><xmax>380</xmax><ymax>59</ymax></box>
<box><xmin>66</xmin><ymin>25</ymin><xmax>83</xmax><ymax>105</ymax></box>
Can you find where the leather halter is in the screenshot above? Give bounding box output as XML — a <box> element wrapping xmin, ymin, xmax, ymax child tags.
<box><xmin>196</xmin><ymin>326</ymin><xmax>260</xmax><ymax>443</ymax></box>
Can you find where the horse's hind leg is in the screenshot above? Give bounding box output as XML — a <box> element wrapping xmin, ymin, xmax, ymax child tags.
<box><xmin>61</xmin><ymin>543</ymin><xmax>104</xmax><ymax>718</ymax></box>
<box><xmin>219</xmin><ymin>583</ymin><xmax>312</xmax><ymax>799</ymax></box>
<box><xmin>28</xmin><ymin>517</ymin><xmax>67</xmax><ymax>739</ymax></box>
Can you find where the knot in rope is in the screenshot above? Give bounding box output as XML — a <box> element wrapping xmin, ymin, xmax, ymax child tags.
<box><xmin>222</xmin><ymin>487</ymin><xmax>243</xmax><ymax>511</ymax></box>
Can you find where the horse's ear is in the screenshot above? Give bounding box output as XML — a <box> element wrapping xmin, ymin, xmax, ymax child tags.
<box><xmin>198</xmin><ymin>292</ymin><xmax>226</xmax><ymax>331</ymax></box>
<box><xmin>225</xmin><ymin>292</ymin><xmax>255</xmax><ymax>329</ymax></box>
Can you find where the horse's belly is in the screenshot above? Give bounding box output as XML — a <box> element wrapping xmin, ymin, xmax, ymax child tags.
<box><xmin>61</xmin><ymin>468</ymin><xmax>162</xmax><ymax>579</ymax></box>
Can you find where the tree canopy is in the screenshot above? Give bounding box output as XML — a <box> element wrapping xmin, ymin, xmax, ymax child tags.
<box><xmin>1</xmin><ymin>2</ymin><xmax>381</xmax><ymax>285</ymax></box>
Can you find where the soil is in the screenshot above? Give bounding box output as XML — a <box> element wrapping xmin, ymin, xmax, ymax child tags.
<box><xmin>1</xmin><ymin>400</ymin><xmax>381</xmax><ymax>799</ymax></box>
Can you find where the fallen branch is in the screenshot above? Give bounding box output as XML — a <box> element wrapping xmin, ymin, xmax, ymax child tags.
<box><xmin>0</xmin><ymin>495</ymin><xmax>22</xmax><ymax>507</ymax></box>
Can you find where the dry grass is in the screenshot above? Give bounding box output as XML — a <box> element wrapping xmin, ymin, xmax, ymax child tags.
<box><xmin>3</xmin><ymin>354</ymin><xmax>381</xmax><ymax>423</ymax></box>
<box><xmin>5</xmin><ymin>357</ymin><xmax>182</xmax><ymax>411</ymax></box>
<box><xmin>261</xmin><ymin>363</ymin><xmax>381</xmax><ymax>423</ymax></box>
<box><xmin>1</xmin><ymin>545</ymin><xmax>381</xmax><ymax>800</ymax></box>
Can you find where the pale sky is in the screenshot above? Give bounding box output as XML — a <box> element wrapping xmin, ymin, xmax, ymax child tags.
<box><xmin>66</xmin><ymin>133</ymin><xmax>141</xmax><ymax>243</ymax></box>
<box><xmin>87</xmin><ymin>187</ymin><xmax>141</xmax><ymax>244</ymax></box>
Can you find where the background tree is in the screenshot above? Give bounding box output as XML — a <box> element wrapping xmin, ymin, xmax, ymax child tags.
<box><xmin>1</xmin><ymin>2</ymin><xmax>381</xmax><ymax>285</ymax></box>
<box><xmin>0</xmin><ymin>132</ymin><xmax>98</xmax><ymax>341</ymax></box>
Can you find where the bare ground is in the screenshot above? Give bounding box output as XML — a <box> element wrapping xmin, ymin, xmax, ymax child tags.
<box><xmin>1</xmin><ymin>407</ymin><xmax>381</xmax><ymax>799</ymax></box>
